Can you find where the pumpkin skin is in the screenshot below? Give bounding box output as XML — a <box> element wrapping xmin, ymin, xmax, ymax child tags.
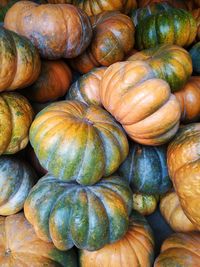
<box><xmin>29</xmin><ymin>100</ymin><xmax>128</xmax><ymax>185</ymax></box>
<box><xmin>136</xmin><ymin>9</ymin><xmax>197</xmax><ymax>50</ymax></box>
<box><xmin>192</xmin><ymin>8</ymin><xmax>200</xmax><ymax>41</ymax></box>
<box><xmin>128</xmin><ymin>44</ymin><xmax>192</xmax><ymax>92</ymax></box>
<box><xmin>4</xmin><ymin>1</ymin><xmax>92</xmax><ymax>59</ymax></box>
<box><xmin>100</xmin><ymin>60</ymin><xmax>181</xmax><ymax>145</ymax></box>
<box><xmin>22</xmin><ymin>60</ymin><xmax>72</xmax><ymax>103</ymax></box>
<box><xmin>190</xmin><ymin>42</ymin><xmax>200</xmax><ymax>74</ymax></box>
<box><xmin>24</xmin><ymin>174</ymin><xmax>132</xmax><ymax>251</ymax></box>
<box><xmin>70</xmin><ymin>11</ymin><xmax>135</xmax><ymax>74</ymax></box>
<box><xmin>133</xmin><ymin>193</ymin><xmax>159</xmax><ymax>216</ymax></box>
<box><xmin>174</xmin><ymin>77</ymin><xmax>200</xmax><ymax>123</ymax></box>
<box><xmin>0</xmin><ymin>213</ymin><xmax>78</xmax><ymax>267</ymax></box>
<box><xmin>79</xmin><ymin>211</ymin><xmax>154</xmax><ymax>267</ymax></box>
<box><xmin>167</xmin><ymin>123</ymin><xmax>200</xmax><ymax>229</ymax></box>
<box><xmin>154</xmin><ymin>232</ymin><xmax>200</xmax><ymax>267</ymax></box>
<box><xmin>0</xmin><ymin>92</ymin><xmax>34</xmax><ymax>155</ymax></box>
<box><xmin>66</xmin><ymin>67</ymin><xmax>106</xmax><ymax>106</ymax></box>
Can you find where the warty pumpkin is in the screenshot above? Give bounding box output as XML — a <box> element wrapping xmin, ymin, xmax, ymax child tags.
<box><xmin>190</xmin><ymin>42</ymin><xmax>200</xmax><ymax>74</ymax></box>
<box><xmin>100</xmin><ymin>60</ymin><xmax>181</xmax><ymax>145</ymax></box>
<box><xmin>133</xmin><ymin>193</ymin><xmax>159</xmax><ymax>216</ymax></box>
<box><xmin>24</xmin><ymin>174</ymin><xmax>132</xmax><ymax>251</ymax></box>
<box><xmin>4</xmin><ymin>1</ymin><xmax>92</xmax><ymax>59</ymax></box>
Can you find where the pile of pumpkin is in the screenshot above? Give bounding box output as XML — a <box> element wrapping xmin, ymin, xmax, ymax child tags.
<box><xmin>1</xmin><ymin>0</ymin><xmax>200</xmax><ymax>266</ymax></box>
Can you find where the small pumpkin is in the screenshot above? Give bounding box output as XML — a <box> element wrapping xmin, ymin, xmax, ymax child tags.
<box><xmin>79</xmin><ymin>211</ymin><xmax>154</xmax><ymax>267</ymax></box>
<box><xmin>190</xmin><ymin>42</ymin><xmax>200</xmax><ymax>74</ymax></box>
<box><xmin>24</xmin><ymin>174</ymin><xmax>132</xmax><ymax>251</ymax></box>
<box><xmin>133</xmin><ymin>193</ymin><xmax>159</xmax><ymax>216</ymax></box>
<box><xmin>0</xmin><ymin>92</ymin><xmax>34</xmax><ymax>155</ymax></box>
<box><xmin>4</xmin><ymin>1</ymin><xmax>92</xmax><ymax>59</ymax></box>
<box><xmin>192</xmin><ymin>8</ymin><xmax>200</xmax><ymax>41</ymax></box>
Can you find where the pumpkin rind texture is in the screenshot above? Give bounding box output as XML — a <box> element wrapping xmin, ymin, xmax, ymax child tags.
<box><xmin>190</xmin><ymin>42</ymin><xmax>200</xmax><ymax>74</ymax></box>
<box><xmin>4</xmin><ymin>1</ymin><xmax>92</xmax><ymax>59</ymax></box>
<box><xmin>24</xmin><ymin>174</ymin><xmax>132</xmax><ymax>251</ymax></box>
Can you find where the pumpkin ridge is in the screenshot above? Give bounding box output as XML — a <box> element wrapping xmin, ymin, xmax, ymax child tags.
<box><xmin>122</xmin><ymin>235</ymin><xmax>140</xmax><ymax>265</ymax></box>
<box><xmin>128</xmin><ymin>227</ymin><xmax>154</xmax><ymax>248</ymax></box>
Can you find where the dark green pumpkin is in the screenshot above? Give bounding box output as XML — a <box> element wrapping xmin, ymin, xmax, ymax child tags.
<box><xmin>189</xmin><ymin>42</ymin><xmax>200</xmax><ymax>74</ymax></box>
<box><xmin>24</xmin><ymin>174</ymin><xmax>132</xmax><ymax>251</ymax></box>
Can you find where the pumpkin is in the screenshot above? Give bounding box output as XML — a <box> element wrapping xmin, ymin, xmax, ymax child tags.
<box><xmin>0</xmin><ymin>92</ymin><xmax>34</xmax><ymax>155</ymax></box>
<box><xmin>22</xmin><ymin>60</ymin><xmax>72</xmax><ymax>103</ymax></box>
<box><xmin>100</xmin><ymin>61</ymin><xmax>181</xmax><ymax>145</ymax></box>
<box><xmin>0</xmin><ymin>27</ymin><xmax>40</xmax><ymax>92</ymax></box>
<box><xmin>128</xmin><ymin>44</ymin><xmax>192</xmax><ymax>92</ymax></box>
<box><xmin>0</xmin><ymin>213</ymin><xmax>77</xmax><ymax>266</ymax></box>
<box><xmin>133</xmin><ymin>193</ymin><xmax>159</xmax><ymax>216</ymax></box>
<box><xmin>70</xmin><ymin>11</ymin><xmax>135</xmax><ymax>74</ymax></box>
<box><xmin>47</xmin><ymin>0</ymin><xmax>137</xmax><ymax>16</ymax></box>
<box><xmin>136</xmin><ymin>8</ymin><xmax>197</xmax><ymax>50</ymax></box>
<box><xmin>66</xmin><ymin>67</ymin><xmax>106</xmax><ymax>106</ymax></box>
<box><xmin>174</xmin><ymin>77</ymin><xmax>200</xmax><ymax>123</ymax></box>
<box><xmin>192</xmin><ymin>8</ymin><xmax>200</xmax><ymax>41</ymax></box>
<box><xmin>4</xmin><ymin>1</ymin><xmax>92</xmax><ymax>59</ymax></box>
<box><xmin>167</xmin><ymin>123</ymin><xmax>200</xmax><ymax>229</ymax></box>
<box><xmin>29</xmin><ymin>100</ymin><xmax>128</xmax><ymax>185</ymax></box>
<box><xmin>138</xmin><ymin>0</ymin><xmax>191</xmax><ymax>10</ymax></box>
<box><xmin>79</xmin><ymin>210</ymin><xmax>154</xmax><ymax>267</ymax></box>
<box><xmin>24</xmin><ymin>174</ymin><xmax>132</xmax><ymax>251</ymax></box>
<box><xmin>154</xmin><ymin>232</ymin><xmax>200</xmax><ymax>266</ymax></box>
<box><xmin>190</xmin><ymin>42</ymin><xmax>200</xmax><ymax>74</ymax></box>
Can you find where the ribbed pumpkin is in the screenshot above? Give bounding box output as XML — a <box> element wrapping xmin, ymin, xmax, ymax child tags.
<box><xmin>154</xmin><ymin>232</ymin><xmax>200</xmax><ymax>266</ymax></box>
<box><xmin>70</xmin><ymin>11</ymin><xmax>135</xmax><ymax>73</ymax></box>
<box><xmin>175</xmin><ymin>77</ymin><xmax>200</xmax><ymax>123</ymax></box>
<box><xmin>190</xmin><ymin>42</ymin><xmax>200</xmax><ymax>74</ymax></box>
<box><xmin>138</xmin><ymin>0</ymin><xmax>190</xmax><ymax>10</ymax></box>
<box><xmin>167</xmin><ymin>123</ymin><xmax>200</xmax><ymax>229</ymax></box>
<box><xmin>0</xmin><ymin>213</ymin><xmax>78</xmax><ymax>267</ymax></box>
<box><xmin>29</xmin><ymin>100</ymin><xmax>128</xmax><ymax>185</ymax></box>
<box><xmin>118</xmin><ymin>142</ymin><xmax>171</xmax><ymax>194</ymax></box>
<box><xmin>136</xmin><ymin>8</ymin><xmax>197</xmax><ymax>50</ymax></box>
<box><xmin>79</xmin><ymin>211</ymin><xmax>154</xmax><ymax>267</ymax></box>
<box><xmin>192</xmin><ymin>8</ymin><xmax>200</xmax><ymax>41</ymax></box>
<box><xmin>66</xmin><ymin>67</ymin><xmax>106</xmax><ymax>106</ymax></box>
<box><xmin>133</xmin><ymin>193</ymin><xmax>159</xmax><ymax>216</ymax></box>
<box><xmin>0</xmin><ymin>27</ymin><xmax>40</xmax><ymax>92</ymax></box>
<box><xmin>0</xmin><ymin>92</ymin><xmax>34</xmax><ymax>155</ymax></box>
<box><xmin>100</xmin><ymin>61</ymin><xmax>181</xmax><ymax>145</ymax></box>
<box><xmin>24</xmin><ymin>174</ymin><xmax>132</xmax><ymax>251</ymax></box>
<box><xmin>128</xmin><ymin>44</ymin><xmax>192</xmax><ymax>92</ymax></box>
<box><xmin>22</xmin><ymin>60</ymin><xmax>72</xmax><ymax>103</ymax></box>
<box><xmin>4</xmin><ymin>1</ymin><xmax>92</xmax><ymax>59</ymax></box>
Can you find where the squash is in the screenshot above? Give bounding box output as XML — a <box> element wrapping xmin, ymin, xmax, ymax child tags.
<box><xmin>136</xmin><ymin>8</ymin><xmax>197</xmax><ymax>50</ymax></box>
<box><xmin>167</xmin><ymin>123</ymin><xmax>200</xmax><ymax>229</ymax></box>
<box><xmin>0</xmin><ymin>27</ymin><xmax>40</xmax><ymax>92</ymax></box>
<box><xmin>22</xmin><ymin>60</ymin><xmax>72</xmax><ymax>103</ymax></box>
<box><xmin>118</xmin><ymin>142</ymin><xmax>171</xmax><ymax>194</ymax></box>
<box><xmin>70</xmin><ymin>11</ymin><xmax>135</xmax><ymax>73</ymax></box>
<box><xmin>4</xmin><ymin>1</ymin><xmax>92</xmax><ymax>59</ymax></box>
<box><xmin>133</xmin><ymin>193</ymin><xmax>159</xmax><ymax>216</ymax></box>
<box><xmin>138</xmin><ymin>0</ymin><xmax>191</xmax><ymax>10</ymax></box>
<box><xmin>0</xmin><ymin>212</ymin><xmax>78</xmax><ymax>267</ymax></box>
<box><xmin>79</xmin><ymin>210</ymin><xmax>154</xmax><ymax>267</ymax></box>
<box><xmin>174</xmin><ymin>77</ymin><xmax>200</xmax><ymax>123</ymax></box>
<box><xmin>24</xmin><ymin>174</ymin><xmax>132</xmax><ymax>251</ymax></box>
<box><xmin>29</xmin><ymin>100</ymin><xmax>128</xmax><ymax>185</ymax></box>
<box><xmin>192</xmin><ymin>8</ymin><xmax>200</xmax><ymax>41</ymax></box>
<box><xmin>0</xmin><ymin>92</ymin><xmax>34</xmax><ymax>155</ymax></box>
<box><xmin>100</xmin><ymin>60</ymin><xmax>181</xmax><ymax>145</ymax></box>
<box><xmin>66</xmin><ymin>67</ymin><xmax>106</xmax><ymax>106</ymax></box>
<box><xmin>154</xmin><ymin>232</ymin><xmax>200</xmax><ymax>266</ymax></box>
<box><xmin>128</xmin><ymin>44</ymin><xmax>192</xmax><ymax>92</ymax></box>
<box><xmin>190</xmin><ymin>42</ymin><xmax>200</xmax><ymax>74</ymax></box>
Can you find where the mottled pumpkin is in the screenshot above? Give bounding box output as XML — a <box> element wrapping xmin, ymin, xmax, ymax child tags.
<box><xmin>4</xmin><ymin>1</ymin><xmax>92</xmax><ymax>59</ymax></box>
<box><xmin>79</xmin><ymin>211</ymin><xmax>154</xmax><ymax>267</ymax></box>
<box><xmin>128</xmin><ymin>44</ymin><xmax>192</xmax><ymax>92</ymax></box>
<box><xmin>192</xmin><ymin>8</ymin><xmax>200</xmax><ymax>41</ymax></box>
<box><xmin>133</xmin><ymin>193</ymin><xmax>159</xmax><ymax>216</ymax></box>
<box><xmin>24</xmin><ymin>174</ymin><xmax>132</xmax><ymax>251</ymax></box>
<box><xmin>30</xmin><ymin>100</ymin><xmax>128</xmax><ymax>185</ymax></box>
<box><xmin>138</xmin><ymin>0</ymin><xmax>190</xmax><ymax>10</ymax></box>
<box><xmin>154</xmin><ymin>232</ymin><xmax>200</xmax><ymax>266</ymax></box>
<box><xmin>0</xmin><ymin>92</ymin><xmax>34</xmax><ymax>155</ymax></box>
<box><xmin>167</xmin><ymin>123</ymin><xmax>200</xmax><ymax>229</ymax></box>
<box><xmin>0</xmin><ymin>213</ymin><xmax>77</xmax><ymax>267</ymax></box>
<box><xmin>190</xmin><ymin>42</ymin><xmax>200</xmax><ymax>74</ymax></box>
<box><xmin>70</xmin><ymin>11</ymin><xmax>135</xmax><ymax>73</ymax></box>
<box><xmin>100</xmin><ymin>61</ymin><xmax>181</xmax><ymax>145</ymax></box>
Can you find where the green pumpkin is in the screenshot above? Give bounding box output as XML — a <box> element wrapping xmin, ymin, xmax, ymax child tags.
<box><xmin>190</xmin><ymin>42</ymin><xmax>200</xmax><ymax>74</ymax></box>
<box><xmin>24</xmin><ymin>174</ymin><xmax>132</xmax><ymax>251</ymax></box>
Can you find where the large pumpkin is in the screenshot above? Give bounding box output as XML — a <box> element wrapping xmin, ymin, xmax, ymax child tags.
<box><xmin>29</xmin><ymin>100</ymin><xmax>128</xmax><ymax>185</ymax></box>
<box><xmin>190</xmin><ymin>42</ymin><xmax>200</xmax><ymax>74</ymax></box>
<box><xmin>133</xmin><ymin>193</ymin><xmax>159</xmax><ymax>216</ymax></box>
<box><xmin>167</xmin><ymin>123</ymin><xmax>200</xmax><ymax>229</ymax></box>
<box><xmin>128</xmin><ymin>44</ymin><xmax>192</xmax><ymax>92</ymax></box>
<box><xmin>79</xmin><ymin>211</ymin><xmax>154</xmax><ymax>267</ymax></box>
<box><xmin>0</xmin><ymin>213</ymin><xmax>77</xmax><ymax>266</ymax></box>
<box><xmin>154</xmin><ymin>232</ymin><xmax>200</xmax><ymax>266</ymax></box>
<box><xmin>4</xmin><ymin>1</ymin><xmax>92</xmax><ymax>59</ymax></box>
<box><xmin>24</xmin><ymin>174</ymin><xmax>132</xmax><ymax>251</ymax></box>
<box><xmin>100</xmin><ymin>61</ymin><xmax>181</xmax><ymax>145</ymax></box>
<box><xmin>0</xmin><ymin>92</ymin><xmax>34</xmax><ymax>155</ymax></box>
<box><xmin>70</xmin><ymin>11</ymin><xmax>135</xmax><ymax>73</ymax></box>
